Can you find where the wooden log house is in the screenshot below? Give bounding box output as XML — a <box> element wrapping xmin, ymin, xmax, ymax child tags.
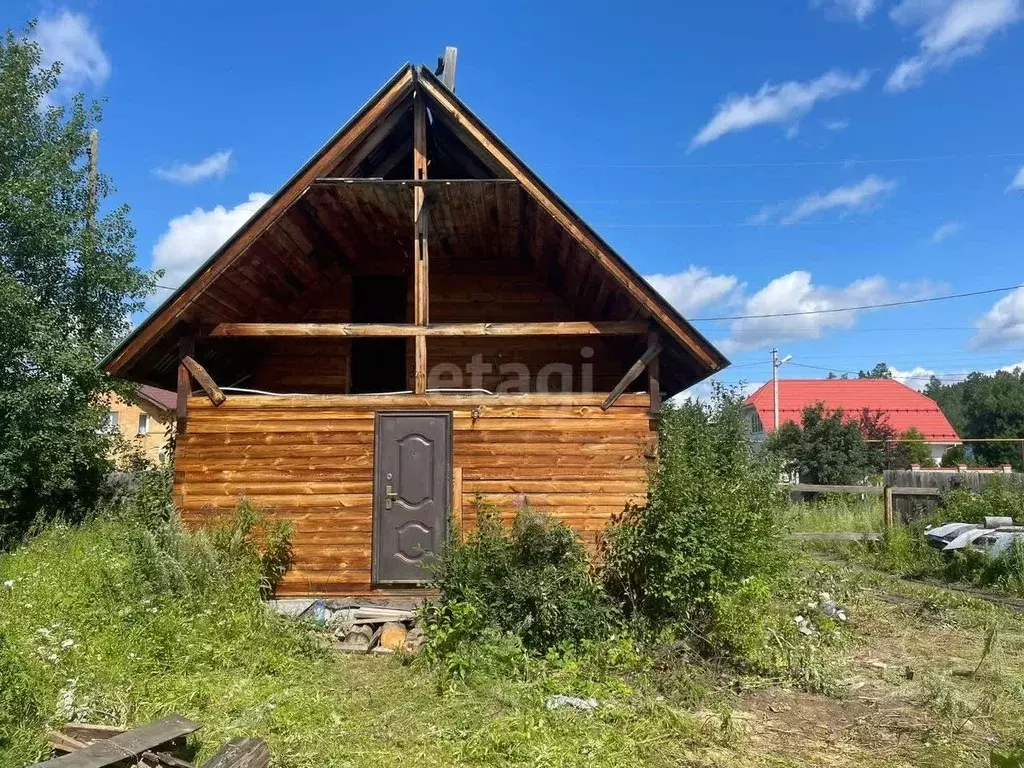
<box><xmin>103</xmin><ymin>63</ymin><xmax>728</xmax><ymax>596</ymax></box>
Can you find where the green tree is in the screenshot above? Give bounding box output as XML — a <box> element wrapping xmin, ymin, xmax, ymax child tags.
<box><xmin>766</xmin><ymin>403</ymin><xmax>870</xmax><ymax>484</ymax></box>
<box><xmin>858</xmin><ymin>408</ymin><xmax>898</xmax><ymax>473</ymax></box>
<box><xmin>0</xmin><ymin>25</ymin><xmax>154</xmax><ymax>544</ymax></box>
<box><xmin>897</xmin><ymin>427</ymin><xmax>935</xmax><ymax>468</ymax></box>
<box><xmin>926</xmin><ymin>370</ymin><xmax>1024</xmax><ymax>470</ymax></box>
<box><xmin>940</xmin><ymin>444</ymin><xmax>970</xmax><ymax>468</ymax></box>
<box><xmin>858</xmin><ymin>362</ymin><xmax>893</xmax><ymax>379</ymax></box>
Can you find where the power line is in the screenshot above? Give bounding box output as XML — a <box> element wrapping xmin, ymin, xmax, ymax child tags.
<box><xmin>690</xmin><ymin>283</ymin><xmax>1023</xmax><ymax>322</ymax></box>
<box><xmin>543</xmin><ymin>151</ymin><xmax>1024</xmax><ymax>170</ymax></box>
<box><xmin>784</xmin><ymin>361</ymin><xmax>1007</xmax><ymax>381</ymax></box>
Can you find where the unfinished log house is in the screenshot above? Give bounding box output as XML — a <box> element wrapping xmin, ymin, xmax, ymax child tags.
<box><xmin>104</xmin><ymin>63</ymin><xmax>728</xmax><ymax>596</ymax></box>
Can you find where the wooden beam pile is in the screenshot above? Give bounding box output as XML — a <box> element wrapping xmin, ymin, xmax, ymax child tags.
<box><xmin>36</xmin><ymin>716</ymin><xmax>269</xmax><ymax>768</ymax></box>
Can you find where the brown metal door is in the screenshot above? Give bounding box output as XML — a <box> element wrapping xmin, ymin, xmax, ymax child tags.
<box><xmin>373</xmin><ymin>412</ymin><xmax>451</xmax><ymax>584</ymax></box>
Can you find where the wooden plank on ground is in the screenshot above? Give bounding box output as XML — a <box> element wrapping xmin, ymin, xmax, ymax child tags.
<box><xmin>790</xmin><ymin>532</ymin><xmax>882</xmax><ymax>542</ymax></box>
<box><xmin>199</xmin><ymin>737</ymin><xmax>270</xmax><ymax>768</ymax></box>
<box><xmin>33</xmin><ymin>715</ymin><xmax>201</xmax><ymax>768</ymax></box>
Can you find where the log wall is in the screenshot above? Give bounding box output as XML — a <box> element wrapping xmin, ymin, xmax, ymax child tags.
<box><xmin>174</xmin><ymin>393</ymin><xmax>653</xmax><ymax>596</ymax></box>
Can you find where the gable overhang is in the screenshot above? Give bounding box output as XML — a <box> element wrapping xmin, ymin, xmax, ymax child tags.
<box><xmin>104</xmin><ymin>63</ymin><xmax>728</xmax><ymax>392</ymax></box>
<box><xmin>102</xmin><ymin>63</ymin><xmax>416</xmax><ymax>377</ymax></box>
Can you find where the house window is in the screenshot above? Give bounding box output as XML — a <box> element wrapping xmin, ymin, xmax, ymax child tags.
<box><xmin>138</xmin><ymin>413</ymin><xmax>149</xmax><ymax>435</ymax></box>
<box><xmin>102</xmin><ymin>411</ymin><xmax>119</xmax><ymax>432</ymax></box>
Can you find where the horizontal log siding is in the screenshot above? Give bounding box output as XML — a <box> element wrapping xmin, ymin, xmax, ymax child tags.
<box><xmin>175</xmin><ymin>393</ymin><xmax>653</xmax><ymax>596</ymax></box>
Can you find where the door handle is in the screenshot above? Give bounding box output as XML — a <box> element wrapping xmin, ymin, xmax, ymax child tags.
<box><xmin>385</xmin><ymin>484</ymin><xmax>398</xmax><ymax>510</ymax></box>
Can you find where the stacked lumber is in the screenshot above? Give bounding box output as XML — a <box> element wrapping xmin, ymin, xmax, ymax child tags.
<box><xmin>36</xmin><ymin>716</ymin><xmax>269</xmax><ymax>768</ymax></box>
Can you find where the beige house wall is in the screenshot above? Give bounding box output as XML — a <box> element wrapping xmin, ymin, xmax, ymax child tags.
<box><xmin>102</xmin><ymin>394</ymin><xmax>174</xmax><ymax>464</ymax></box>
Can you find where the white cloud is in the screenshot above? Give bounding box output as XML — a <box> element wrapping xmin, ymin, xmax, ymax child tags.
<box><xmin>888</xmin><ymin>364</ymin><xmax>939</xmax><ymax>389</ymax></box>
<box><xmin>644</xmin><ymin>267</ymin><xmax>743</xmax><ymax>315</ymax></box>
<box><xmin>886</xmin><ymin>0</ymin><xmax>1021</xmax><ymax>92</ymax></box>
<box><xmin>824</xmin><ymin>119</ymin><xmax>850</xmax><ymax>131</ymax></box>
<box><xmin>152</xmin><ymin>193</ymin><xmax>270</xmax><ymax>288</ymax></box>
<box><xmin>751</xmin><ymin>175</ymin><xmax>897</xmax><ymax>225</ymax></box>
<box><xmin>972</xmin><ymin>286</ymin><xmax>1024</xmax><ymax>348</ymax></box>
<box><xmin>1008</xmin><ymin>165</ymin><xmax>1024</xmax><ymax>190</ymax></box>
<box><xmin>154</xmin><ymin>150</ymin><xmax>233</xmax><ymax>184</ymax></box>
<box><xmin>722</xmin><ymin>272</ymin><xmax>937</xmax><ymax>351</ymax></box>
<box><xmin>32</xmin><ymin>10</ymin><xmax>110</xmax><ymax>103</ymax></box>
<box><xmin>931</xmin><ymin>220</ymin><xmax>961</xmax><ymax>242</ymax></box>
<box><xmin>814</xmin><ymin>0</ymin><xmax>880</xmax><ymax>21</ymax></box>
<box><xmin>690</xmin><ymin>69</ymin><xmax>870</xmax><ymax>149</ymax></box>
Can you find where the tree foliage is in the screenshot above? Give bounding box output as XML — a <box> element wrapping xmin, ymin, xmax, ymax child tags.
<box><xmin>926</xmin><ymin>369</ymin><xmax>1024</xmax><ymax>470</ymax></box>
<box><xmin>0</xmin><ymin>25</ymin><xmax>154</xmax><ymax>544</ymax></box>
<box><xmin>858</xmin><ymin>363</ymin><xmax>893</xmax><ymax>379</ymax></box>
<box><xmin>766</xmin><ymin>403</ymin><xmax>870</xmax><ymax>484</ymax></box>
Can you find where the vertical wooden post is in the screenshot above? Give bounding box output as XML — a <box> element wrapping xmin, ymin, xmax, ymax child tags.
<box><xmin>412</xmin><ymin>84</ymin><xmax>429</xmax><ymax>394</ymax></box>
<box><xmin>176</xmin><ymin>337</ymin><xmax>194</xmax><ymax>435</ymax></box>
<box><xmin>883</xmin><ymin>485</ymin><xmax>894</xmax><ymax>529</ymax></box>
<box><xmin>452</xmin><ymin>466</ymin><xmax>464</xmax><ymax>539</ymax></box>
<box><xmin>647</xmin><ymin>330</ymin><xmax>661</xmax><ymax>418</ymax></box>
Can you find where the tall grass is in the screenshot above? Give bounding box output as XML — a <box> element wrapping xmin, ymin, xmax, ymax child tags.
<box><xmin>785</xmin><ymin>494</ymin><xmax>885</xmax><ymax>534</ymax></box>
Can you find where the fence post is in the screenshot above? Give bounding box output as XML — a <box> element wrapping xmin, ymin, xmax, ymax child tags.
<box><xmin>883</xmin><ymin>485</ymin><xmax>894</xmax><ymax>529</ymax></box>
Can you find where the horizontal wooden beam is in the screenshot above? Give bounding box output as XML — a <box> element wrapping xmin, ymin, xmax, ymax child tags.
<box><xmin>312</xmin><ymin>177</ymin><xmax>519</xmax><ymax>186</ymax></box>
<box><xmin>781</xmin><ymin>483</ymin><xmax>884</xmax><ymax>495</ymax></box>
<box><xmin>209</xmin><ymin>321</ymin><xmax>650</xmax><ymax>338</ymax></box>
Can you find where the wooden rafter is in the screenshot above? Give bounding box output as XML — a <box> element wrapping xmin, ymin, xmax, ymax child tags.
<box><xmin>176</xmin><ymin>337</ymin><xmax>194</xmax><ymax>433</ymax></box>
<box><xmin>181</xmin><ymin>356</ymin><xmax>226</xmax><ymax>406</ymax></box>
<box><xmin>208</xmin><ymin>321</ymin><xmax>651</xmax><ymax>338</ymax></box>
<box><xmin>601</xmin><ymin>339</ymin><xmax>662</xmax><ymax>411</ymax></box>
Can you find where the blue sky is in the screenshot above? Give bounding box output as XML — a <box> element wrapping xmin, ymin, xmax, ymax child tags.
<box><xmin>5</xmin><ymin>0</ymin><xmax>1024</xmax><ymax>395</ymax></box>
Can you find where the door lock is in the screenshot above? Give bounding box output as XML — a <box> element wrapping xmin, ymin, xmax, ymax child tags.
<box><xmin>385</xmin><ymin>484</ymin><xmax>398</xmax><ymax>510</ymax></box>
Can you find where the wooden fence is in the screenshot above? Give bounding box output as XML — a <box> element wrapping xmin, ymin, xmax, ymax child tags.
<box><xmin>882</xmin><ymin>469</ymin><xmax>1024</xmax><ymax>521</ymax></box>
<box><xmin>781</xmin><ymin>482</ymin><xmax>939</xmax><ymax>537</ymax></box>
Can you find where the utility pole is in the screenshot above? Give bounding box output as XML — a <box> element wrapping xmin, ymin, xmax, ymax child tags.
<box><xmin>771</xmin><ymin>348</ymin><xmax>792</xmax><ymax>431</ymax></box>
<box><xmin>772</xmin><ymin>348</ymin><xmax>780</xmax><ymax>431</ymax></box>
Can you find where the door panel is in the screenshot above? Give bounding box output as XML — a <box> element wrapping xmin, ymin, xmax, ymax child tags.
<box><xmin>374</xmin><ymin>412</ymin><xmax>451</xmax><ymax>583</ymax></box>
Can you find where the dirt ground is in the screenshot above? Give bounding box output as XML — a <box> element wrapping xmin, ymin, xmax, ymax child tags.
<box><xmin>728</xmin><ymin>569</ymin><xmax>1022</xmax><ymax>767</ymax></box>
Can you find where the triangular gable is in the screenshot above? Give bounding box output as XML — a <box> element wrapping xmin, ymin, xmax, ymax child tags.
<box><xmin>104</xmin><ymin>63</ymin><xmax>416</xmax><ymax>376</ymax></box>
<box><xmin>104</xmin><ymin>64</ymin><xmax>727</xmax><ymax>387</ymax></box>
<box><xmin>413</xmin><ymin>67</ymin><xmax>726</xmax><ymax>374</ymax></box>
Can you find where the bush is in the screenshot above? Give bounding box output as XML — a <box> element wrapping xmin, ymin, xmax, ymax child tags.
<box><xmin>428</xmin><ymin>505</ymin><xmax>619</xmax><ymax>655</ymax></box>
<box><xmin>602</xmin><ymin>389</ymin><xmax>789</xmax><ymax>633</ymax></box>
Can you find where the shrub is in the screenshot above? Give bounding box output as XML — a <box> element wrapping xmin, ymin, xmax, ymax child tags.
<box><xmin>602</xmin><ymin>389</ymin><xmax>788</xmax><ymax>634</ymax></box>
<box><xmin>428</xmin><ymin>505</ymin><xmax>619</xmax><ymax>655</ymax></box>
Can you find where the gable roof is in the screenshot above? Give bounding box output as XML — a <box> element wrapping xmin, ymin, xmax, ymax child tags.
<box><xmin>103</xmin><ymin>64</ymin><xmax>727</xmax><ymax>393</ymax></box>
<box><xmin>135</xmin><ymin>385</ymin><xmax>176</xmax><ymax>414</ymax></box>
<box><xmin>744</xmin><ymin>378</ymin><xmax>960</xmax><ymax>443</ymax></box>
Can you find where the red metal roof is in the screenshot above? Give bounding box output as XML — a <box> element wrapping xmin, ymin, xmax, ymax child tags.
<box><xmin>744</xmin><ymin>378</ymin><xmax>960</xmax><ymax>442</ymax></box>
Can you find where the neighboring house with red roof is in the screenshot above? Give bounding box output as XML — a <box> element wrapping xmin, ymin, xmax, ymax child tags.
<box><xmin>101</xmin><ymin>386</ymin><xmax>176</xmax><ymax>463</ymax></box>
<box><xmin>743</xmin><ymin>378</ymin><xmax>961</xmax><ymax>465</ymax></box>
